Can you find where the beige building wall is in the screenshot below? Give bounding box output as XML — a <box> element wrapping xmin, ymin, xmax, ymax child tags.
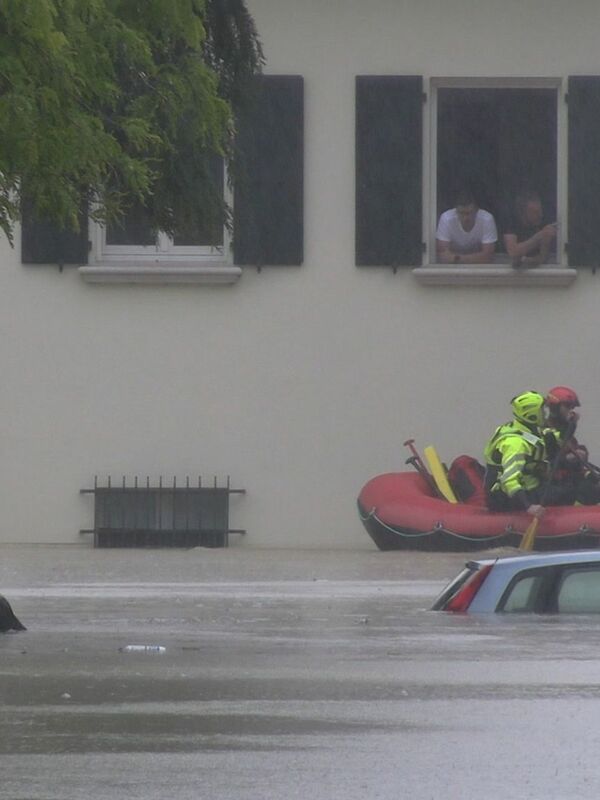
<box><xmin>1</xmin><ymin>0</ymin><xmax>599</xmax><ymax>545</ymax></box>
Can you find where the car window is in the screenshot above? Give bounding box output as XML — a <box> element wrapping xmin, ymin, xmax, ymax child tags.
<box><xmin>431</xmin><ymin>565</ymin><xmax>476</xmax><ymax>610</ymax></box>
<box><xmin>502</xmin><ymin>574</ymin><xmax>545</xmax><ymax>613</ymax></box>
<box><xmin>497</xmin><ymin>565</ymin><xmax>556</xmax><ymax>613</ymax></box>
<box><xmin>557</xmin><ymin>567</ymin><xmax>600</xmax><ymax>613</ymax></box>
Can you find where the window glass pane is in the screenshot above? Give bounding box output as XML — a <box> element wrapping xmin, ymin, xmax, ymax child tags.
<box><xmin>173</xmin><ymin>215</ymin><xmax>224</xmax><ymax>247</ymax></box>
<box><xmin>104</xmin><ymin>155</ymin><xmax>225</xmax><ymax>250</ymax></box>
<box><xmin>173</xmin><ymin>156</ymin><xmax>224</xmax><ymax>247</ymax></box>
<box><xmin>437</xmin><ymin>88</ymin><xmax>557</xmax><ymax>255</ymax></box>
<box><xmin>557</xmin><ymin>568</ymin><xmax>600</xmax><ymax>613</ymax></box>
<box><xmin>502</xmin><ymin>574</ymin><xmax>544</xmax><ymax>613</ymax></box>
<box><xmin>106</xmin><ymin>203</ymin><xmax>156</xmax><ymax>246</ymax></box>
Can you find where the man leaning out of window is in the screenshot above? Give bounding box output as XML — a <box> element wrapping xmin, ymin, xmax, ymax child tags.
<box><xmin>503</xmin><ymin>190</ymin><xmax>557</xmax><ymax>269</ymax></box>
<box><xmin>436</xmin><ymin>190</ymin><xmax>498</xmax><ymax>264</ymax></box>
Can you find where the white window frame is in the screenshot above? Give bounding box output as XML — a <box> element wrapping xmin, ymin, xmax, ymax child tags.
<box><xmin>80</xmin><ymin>171</ymin><xmax>241</xmax><ymax>285</ymax></box>
<box><xmin>95</xmin><ymin>212</ymin><xmax>230</xmax><ymax>263</ymax></box>
<box><xmin>415</xmin><ymin>76</ymin><xmax>576</xmax><ymax>287</ymax></box>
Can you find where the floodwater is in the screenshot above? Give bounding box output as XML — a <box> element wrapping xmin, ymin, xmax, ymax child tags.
<box><xmin>2</xmin><ymin>545</ymin><xmax>600</xmax><ymax>799</ymax></box>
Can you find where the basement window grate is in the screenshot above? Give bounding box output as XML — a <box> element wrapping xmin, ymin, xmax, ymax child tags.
<box><xmin>80</xmin><ymin>475</ymin><xmax>246</xmax><ymax>548</ymax></box>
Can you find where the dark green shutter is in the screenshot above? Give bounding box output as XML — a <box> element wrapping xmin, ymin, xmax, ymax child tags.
<box><xmin>21</xmin><ymin>201</ymin><xmax>89</xmax><ymax>265</ymax></box>
<box><xmin>568</xmin><ymin>76</ymin><xmax>600</xmax><ymax>267</ymax></box>
<box><xmin>356</xmin><ymin>76</ymin><xmax>423</xmax><ymax>266</ymax></box>
<box><xmin>234</xmin><ymin>75</ymin><xmax>304</xmax><ymax>266</ymax></box>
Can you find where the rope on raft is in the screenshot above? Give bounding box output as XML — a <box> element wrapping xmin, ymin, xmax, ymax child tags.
<box><xmin>358</xmin><ymin>507</ymin><xmax>595</xmax><ymax>543</ymax></box>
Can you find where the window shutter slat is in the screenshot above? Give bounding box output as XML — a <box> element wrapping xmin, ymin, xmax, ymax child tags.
<box><xmin>234</xmin><ymin>75</ymin><xmax>304</xmax><ymax>266</ymax></box>
<box><xmin>568</xmin><ymin>76</ymin><xmax>600</xmax><ymax>267</ymax></box>
<box><xmin>356</xmin><ymin>75</ymin><xmax>423</xmax><ymax>266</ymax></box>
<box><xmin>21</xmin><ymin>203</ymin><xmax>89</xmax><ymax>265</ymax></box>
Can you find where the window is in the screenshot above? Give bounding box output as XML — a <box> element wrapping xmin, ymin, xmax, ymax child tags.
<box><xmin>97</xmin><ymin>157</ymin><xmax>228</xmax><ymax>264</ymax></box>
<box><xmin>501</xmin><ymin>574</ymin><xmax>545</xmax><ymax>613</ymax></box>
<box><xmin>81</xmin><ymin>475</ymin><xmax>246</xmax><ymax>548</ymax></box>
<box><xmin>354</xmin><ymin>74</ymin><xmax>600</xmax><ymax>283</ymax></box>
<box><xmin>431</xmin><ymin>79</ymin><xmax>561</xmax><ymax>265</ymax></box>
<box><xmin>556</xmin><ymin>567</ymin><xmax>600</xmax><ymax>613</ymax></box>
<box><xmin>22</xmin><ymin>75</ymin><xmax>305</xmax><ymax>277</ymax></box>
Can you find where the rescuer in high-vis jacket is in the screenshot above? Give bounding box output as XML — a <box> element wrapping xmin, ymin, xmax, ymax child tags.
<box><xmin>484</xmin><ymin>391</ymin><xmax>576</xmax><ymax>516</ymax></box>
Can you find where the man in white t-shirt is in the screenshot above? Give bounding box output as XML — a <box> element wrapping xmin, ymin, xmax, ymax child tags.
<box><xmin>436</xmin><ymin>192</ymin><xmax>498</xmax><ymax>264</ymax></box>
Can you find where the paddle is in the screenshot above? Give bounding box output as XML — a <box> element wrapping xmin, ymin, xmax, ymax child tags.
<box><xmin>403</xmin><ymin>439</ymin><xmax>444</xmax><ymax>499</ymax></box>
<box><xmin>520</xmin><ymin>421</ymin><xmax>576</xmax><ymax>552</ymax></box>
<box><xmin>519</xmin><ymin>514</ymin><xmax>540</xmax><ymax>553</ymax></box>
<box><xmin>405</xmin><ymin>455</ymin><xmax>441</xmax><ymax>498</ymax></box>
<box><xmin>423</xmin><ymin>445</ymin><xmax>459</xmax><ymax>503</ymax></box>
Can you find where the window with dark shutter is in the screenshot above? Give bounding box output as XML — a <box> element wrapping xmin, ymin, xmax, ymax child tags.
<box><xmin>234</xmin><ymin>74</ymin><xmax>304</xmax><ymax>267</ymax></box>
<box><xmin>355</xmin><ymin>75</ymin><xmax>423</xmax><ymax>267</ymax></box>
<box><xmin>568</xmin><ymin>76</ymin><xmax>600</xmax><ymax>268</ymax></box>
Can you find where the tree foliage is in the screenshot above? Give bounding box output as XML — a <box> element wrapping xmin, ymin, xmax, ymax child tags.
<box><xmin>0</xmin><ymin>0</ymin><xmax>264</xmax><ymax>243</ymax></box>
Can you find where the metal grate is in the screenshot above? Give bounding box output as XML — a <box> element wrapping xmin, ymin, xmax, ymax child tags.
<box><xmin>80</xmin><ymin>475</ymin><xmax>245</xmax><ymax>548</ymax></box>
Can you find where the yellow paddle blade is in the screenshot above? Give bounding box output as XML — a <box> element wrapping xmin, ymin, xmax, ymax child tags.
<box><xmin>519</xmin><ymin>516</ymin><xmax>539</xmax><ymax>552</ymax></box>
<box><xmin>423</xmin><ymin>445</ymin><xmax>458</xmax><ymax>503</ymax></box>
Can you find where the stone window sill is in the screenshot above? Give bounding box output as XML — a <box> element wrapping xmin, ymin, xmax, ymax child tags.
<box><xmin>79</xmin><ymin>262</ymin><xmax>242</xmax><ymax>285</ymax></box>
<box><xmin>413</xmin><ymin>265</ymin><xmax>577</xmax><ymax>287</ymax></box>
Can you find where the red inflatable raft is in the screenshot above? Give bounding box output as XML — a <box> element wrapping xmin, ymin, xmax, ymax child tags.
<box><xmin>357</xmin><ymin>470</ymin><xmax>600</xmax><ymax>551</ymax></box>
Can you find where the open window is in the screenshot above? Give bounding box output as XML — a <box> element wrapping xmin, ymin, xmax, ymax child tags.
<box><xmin>355</xmin><ymin>74</ymin><xmax>588</xmax><ymax>283</ymax></box>
<box><xmin>431</xmin><ymin>78</ymin><xmax>562</xmax><ymax>265</ymax></box>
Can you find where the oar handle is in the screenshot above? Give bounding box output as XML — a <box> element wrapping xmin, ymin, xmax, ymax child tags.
<box><xmin>521</xmin><ymin>422</ymin><xmax>576</xmax><ymax>553</ymax></box>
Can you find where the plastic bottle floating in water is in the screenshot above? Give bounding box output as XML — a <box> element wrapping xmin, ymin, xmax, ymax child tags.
<box><xmin>120</xmin><ymin>645</ymin><xmax>166</xmax><ymax>653</ymax></box>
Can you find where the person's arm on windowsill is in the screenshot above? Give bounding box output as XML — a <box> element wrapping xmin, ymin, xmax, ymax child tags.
<box><xmin>504</xmin><ymin>225</ymin><xmax>556</xmax><ymax>267</ymax></box>
<box><xmin>436</xmin><ymin>240</ymin><xmax>496</xmax><ymax>264</ymax></box>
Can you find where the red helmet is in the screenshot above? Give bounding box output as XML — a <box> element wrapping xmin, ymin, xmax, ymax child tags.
<box><xmin>546</xmin><ymin>386</ymin><xmax>580</xmax><ymax>407</ymax></box>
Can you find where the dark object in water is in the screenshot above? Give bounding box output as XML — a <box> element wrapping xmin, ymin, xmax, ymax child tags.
<box><xmin>0</xmin><ymin>594</ymin><xmax>26</xmax><ymax>632</ymax></box>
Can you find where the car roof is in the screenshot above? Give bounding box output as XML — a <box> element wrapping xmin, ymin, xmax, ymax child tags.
<box><xmin>468</xmin><ymin>549</ymin><xmax>600</xmax><ymax>570</ymax></box>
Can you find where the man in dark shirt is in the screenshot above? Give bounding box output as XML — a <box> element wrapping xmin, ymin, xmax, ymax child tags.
<box><xmin>503</xmin><ymin>191</ymin><xmax>557</xmax><ymax>268</ymax></box>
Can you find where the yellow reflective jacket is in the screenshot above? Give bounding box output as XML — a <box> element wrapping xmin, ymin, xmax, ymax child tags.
<box><xmin>484</xmin><ymin>420</ymin><xmax>549</xmax><ymax>498</ymax></box>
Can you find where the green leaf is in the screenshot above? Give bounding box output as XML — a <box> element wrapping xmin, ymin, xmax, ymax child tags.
<box><xmin>0</xmin><ymin>0</ymin><xmax>263</xmax><ymax>240</ymax></box>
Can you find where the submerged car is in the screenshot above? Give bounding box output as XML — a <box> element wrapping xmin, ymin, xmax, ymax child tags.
<box><xmin>432</xmin><ymin>550</ymin><xmax>600</xmax><ymax>613</ymax></box>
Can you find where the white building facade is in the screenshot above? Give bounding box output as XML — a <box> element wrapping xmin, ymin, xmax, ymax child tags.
<box><xmin>2</xmin><ymin>0</ymin><xmax>600</xmax><ymax>546</ymax></box>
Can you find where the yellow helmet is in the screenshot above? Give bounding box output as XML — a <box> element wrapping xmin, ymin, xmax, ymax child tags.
<box><xmin>511</xmin><ymin>391</ymin><xmax>546</xmax><ymax>428</ymax></box>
